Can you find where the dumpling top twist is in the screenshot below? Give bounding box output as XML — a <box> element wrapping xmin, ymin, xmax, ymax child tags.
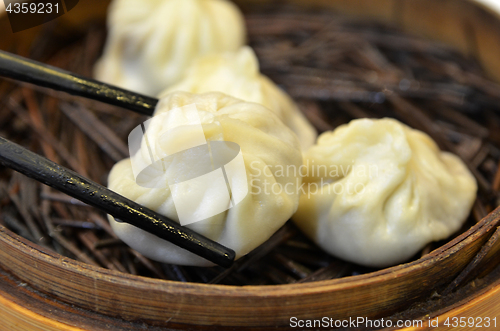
<box><xmin>162</xmin><ymin>47</ymin><xmax>317</xmax><ymax>149</ymax></box>
<box><xmin>94</xmin><ymin>0</ymin><xmax>246</xmax><ymax>96</ymax></box>
<box><xmin>108</xmin><ymin>92</ymin><xmax>303</xmax><ymax>266</ymax></box>
<box><xmin>292</xmin><ymin>118</ymin><xmax>477</xmax><ymax>268</ymax></box>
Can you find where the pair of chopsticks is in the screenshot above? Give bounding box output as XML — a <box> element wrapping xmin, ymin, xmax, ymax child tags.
<box><xmin>0</xmin><ymin>50</ymin><xmax>235</xmax><ymax>267</ymax></box>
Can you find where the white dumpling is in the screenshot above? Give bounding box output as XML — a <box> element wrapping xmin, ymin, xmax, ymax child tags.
<box><xmin>108</xmin><ymin>92</ymin><xmax>303</xmax><ymax>266</ymax></box>
<box><xmin>161</xmin><ymin>47</ymin><xmax>317</xmax><ymax>150</ymax></box>
<box><xmin>292</xmin><ymin>118</ymin><xmax>477</xmax><ymax>268</ymax></box>
<box><xmin>94</xmin><ymin>0</ymin><xmax>246</xmax><ymax>96</ymax></box>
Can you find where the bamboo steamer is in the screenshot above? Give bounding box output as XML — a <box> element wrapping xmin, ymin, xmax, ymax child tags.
<box><xmin>1</xmin><ymin>0</ymin><xmax>500</xmax><ymax>330</ymax></box>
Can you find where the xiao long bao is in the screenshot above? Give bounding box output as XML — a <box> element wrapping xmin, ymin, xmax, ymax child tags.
<box><xmin>162</xmin><ymin>47</ymin><xmax>318</xmax><ymax>150</ymax></box>
<box><xmin>292</xmin><ymin>118</ymin><xmax>477</xmax><ymax>268</ymax></box>
<box><xmin>94</xmin><ymin>0</ymin><xmax>246</xmax><ymax>96</ymax></box>
<box><xmin>107</xmin><ymin>92</ymin><xmax>303</xmax><ymax>266</ymax></box>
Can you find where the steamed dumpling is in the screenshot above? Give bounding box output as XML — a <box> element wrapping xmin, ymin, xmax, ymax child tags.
<box><xmin>161</xmin><ymin>47</ymin><xmax>318</xmax><ymax>149</ymax></box>
<box><xmin>292</xmin><ymin>118</ymin><xmax>477</xmax><ymax>268</ymax></box>
<box><xmin>94</xmin><ymin>0</ymin><xmax>246</xmax><ymax>96</ymax></box>
<box><xmin>108</xmin><ymin>92</ymin><xmax>303</xmax><ymax>266</ymax></box>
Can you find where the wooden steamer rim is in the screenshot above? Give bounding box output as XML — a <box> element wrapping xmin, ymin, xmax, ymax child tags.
<box><xmin>0</xmin><ymin>209</ymin><xmax>499</xmax><ymax>329</ymax></box>
<box><xmin>1</xmin><ymin>0</ymin><xmax>500</xmax><ymax>329</ymax></box>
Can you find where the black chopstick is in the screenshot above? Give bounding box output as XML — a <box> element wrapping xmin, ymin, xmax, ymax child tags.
<box><xmin>0</xmin><ymin>50</ymin><xmax>236</xmax><ymax>267</ymax></box>
<box><xmin>0</xmin><ymin>136</ymin><xmax>235</xmax><ymax>267</ymax></box>
<box><xmin>0</xmin><ymin>50</ymin><xmax>157</xmax><ymax>116</ymax></box>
